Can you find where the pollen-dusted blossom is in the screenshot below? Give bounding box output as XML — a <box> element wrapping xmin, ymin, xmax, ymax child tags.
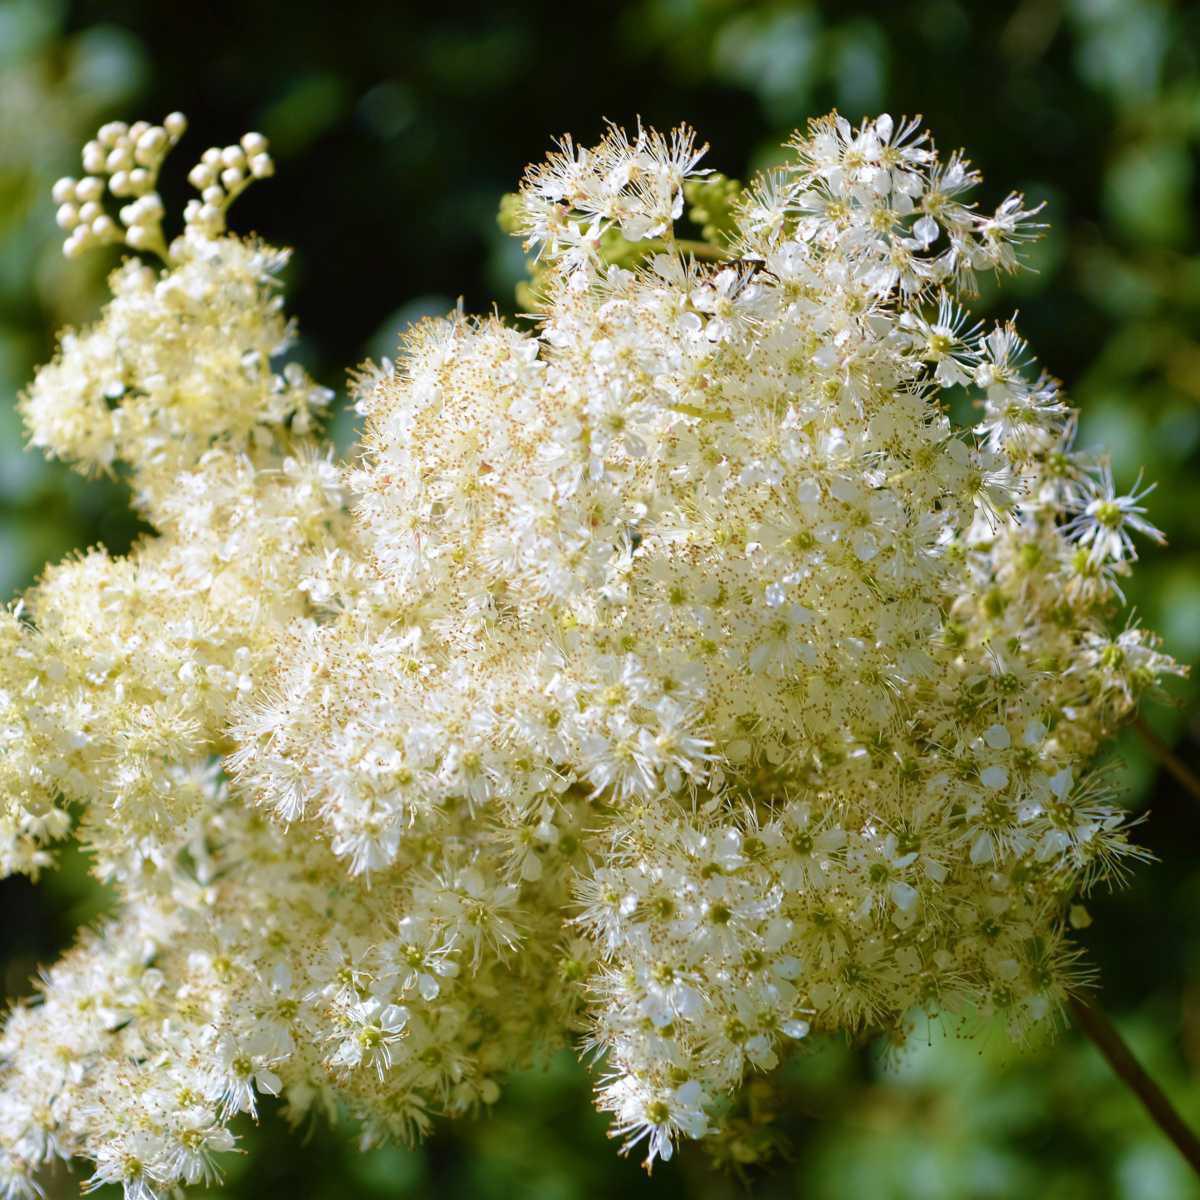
<box><xmin>0</xmin><ymin>109</ymin><xmax>1184</xmax><ymax>1194</ymax></box>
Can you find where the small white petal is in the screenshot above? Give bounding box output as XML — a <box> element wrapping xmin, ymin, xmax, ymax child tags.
<box><xmin>981</xmin><ymin>766</ymin><xmax>1009</xmax><ymax>790</ymax></box>
<box><xmin>970</xmin><ymin>832</ymin><xmax>994</xmax><ymax>864</ymax></box>
<box><xmin>983</xmin><ymin>724</ymin><xmax>1011</xmax><ymax>750</ymax></box>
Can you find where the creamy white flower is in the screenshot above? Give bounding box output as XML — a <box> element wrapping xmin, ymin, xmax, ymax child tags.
<box><xmin>0</xmin><ymin>109</ymin><xmax>1178</xmax><ymax>1196</ymax></box>
<box><xmin>1066</xmin><ymin>464</ymin><xmax>1165</xmax><ymax>563</ymax></box>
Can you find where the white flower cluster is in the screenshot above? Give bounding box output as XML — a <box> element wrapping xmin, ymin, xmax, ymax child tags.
<box><xmin>0</xmin><ymin>112</ymin><xmax>1183</xmax><ymax>1195</ymax></box>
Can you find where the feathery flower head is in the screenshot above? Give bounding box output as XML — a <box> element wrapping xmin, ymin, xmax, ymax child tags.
<box><xmin>0</xmin><ymin>111</ymin><xmax>1183</xmax><ymax>1192</ymax></box>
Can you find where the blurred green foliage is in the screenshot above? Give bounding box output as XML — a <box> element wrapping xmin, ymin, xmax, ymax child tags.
<box><xmin>1</xmin><ymin>0</ymin><xmax>1199</xmax><ymax>1196</ymax></box>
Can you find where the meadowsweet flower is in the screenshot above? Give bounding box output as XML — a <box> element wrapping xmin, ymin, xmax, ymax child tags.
<box><xmin>207</xmin><ymin>1035</ymin><xmax>284</xmax><ymax>1120</ymax></box>
<box><xmin>1067</xmin><ymin>464</ymin><xmax>1165</xmax><ymax>564</ymax></box>
<box><xmin>603</xmin><ymin>1077</ymin><xmax>710</xmax><ymax>1166</ymax></box>
<box><xmin>0</xmin><ymin>109</ymin><xmax>1183</xmax><ymax>1193</ymax></box>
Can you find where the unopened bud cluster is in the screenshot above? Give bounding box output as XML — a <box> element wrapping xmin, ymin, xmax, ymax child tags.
<box><xmin>51</xmin><ymin>114</ymin><xmax>275</xmax><ymax>259</ymax></box>
<box><xmin>183</xmin><ymin>130</ymin><xmax>274</xmax><ymax>238</ymax></box>
<box><xmin>53</xmin><ymin>114</ymin><xmax>186</xmax><ymax>259</ymax></box>
<box><xmin>0</xmin><ymin>112</ymin><xmax>1182</xmax><ymax>1196</ymax></box>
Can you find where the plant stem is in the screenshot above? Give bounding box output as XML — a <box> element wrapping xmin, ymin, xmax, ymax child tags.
<box><xmin>1069</xmin><ymin>995</ymin><xmax>1200</xmax><ymax>1174</ymax></box>
<box><xmin>1134</xmin><ymin>717</ymin><xmax>1200</xmax><ymax>808</ymax></box>
<box><xmin>642</xmin><ymin>237</ymin><xmax>731</xmax><ymax>262</ymax></box>
<box><xmin>673</xmin><ymin>238</ymin><xmax>733</xmax><ymax>261</ymax></box>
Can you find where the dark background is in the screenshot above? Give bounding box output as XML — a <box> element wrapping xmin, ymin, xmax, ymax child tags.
<box><xmin>1</xmin><ymin>1</ymin><xmax>1199</xmax><ymax>1195</ymax></box>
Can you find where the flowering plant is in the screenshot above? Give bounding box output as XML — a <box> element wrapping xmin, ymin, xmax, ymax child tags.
<box><xmin>0</xmin><ymin>110</ymin><xmax>1183</xmax><ymax>1196</ymax></box>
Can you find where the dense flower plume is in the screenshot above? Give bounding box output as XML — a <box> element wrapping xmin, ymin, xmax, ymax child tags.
<box><xmin>0</xmin><ymin>111</ymin><xmax>1182</xmax><ymax>1195</ymax></box>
